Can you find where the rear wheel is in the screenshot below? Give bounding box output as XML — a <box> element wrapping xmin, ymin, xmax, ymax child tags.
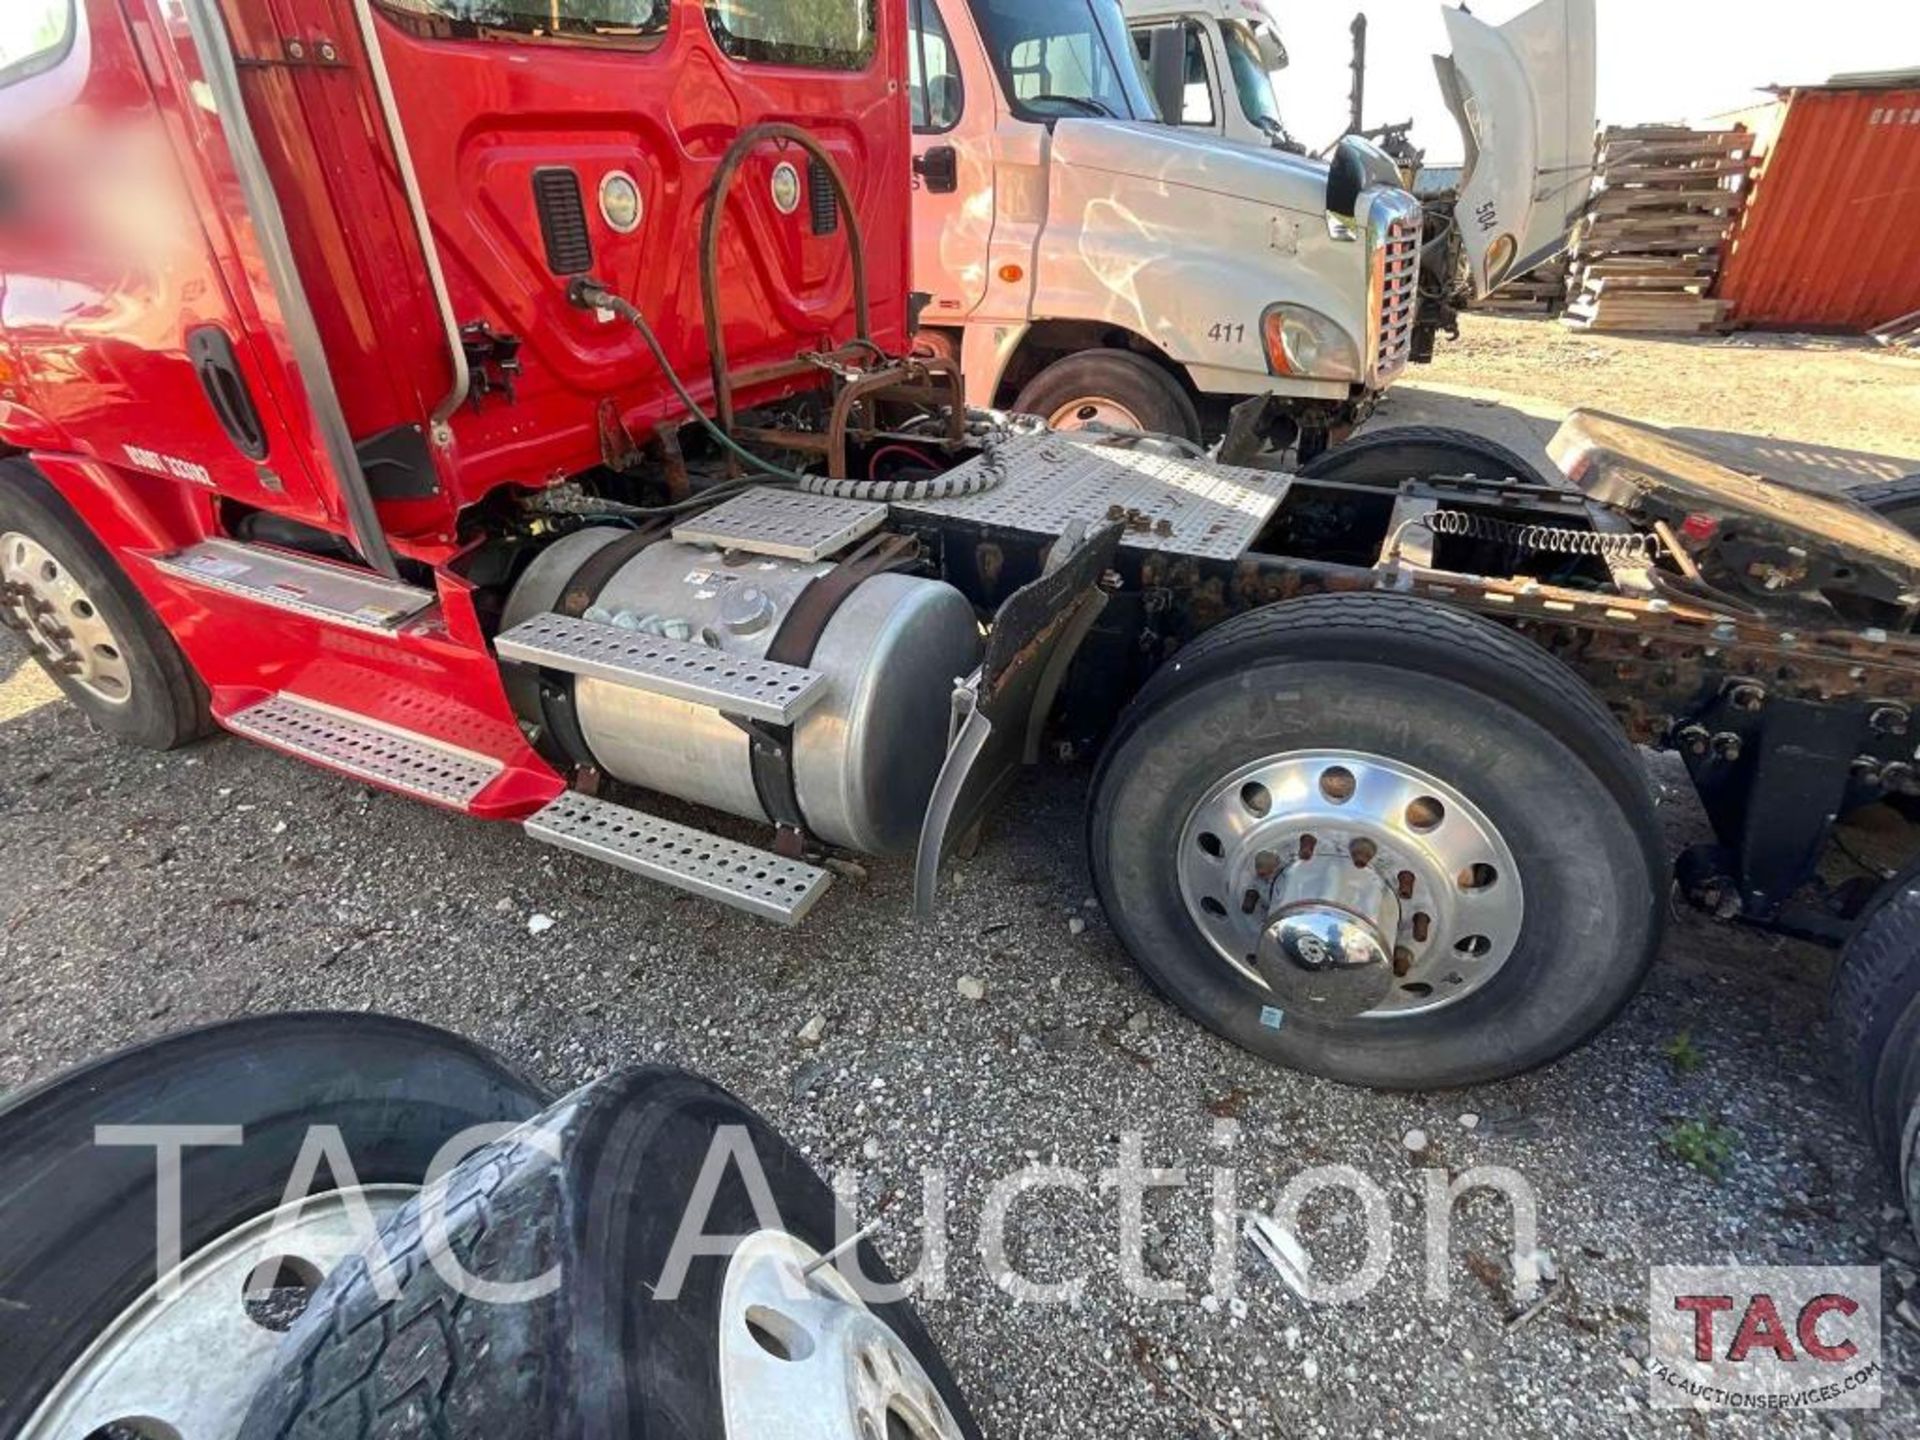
<box><xmin>1089</xmin><ymin>593</ymin><xmax>1665</xmax><ymax>1089</ymax></box>
<box><xmin>0</xmin><ymin>458</ymin><xmax>210</xmax><ymax>747</ymax></box>
<box><xmin>1301</xmin><ymin>424</ymin><xmax>1561</xmax><ymax>490</ymax></box>
<box><xmin>1014</xmin><ymin>349</ymin><xmax>1201</xmax><ymax>443</ymax></box>
<box><xmin>1</xmin><ymin>1014</ymin><xmax>547</xmax><ymax>1440</ymax></box>
<box><xmin>240</xmin><ymin>1067</ymin><xmax>980</xmax><ymax>1440</ymax></box>
<box><xmin>1831</xmin><ymin>861</ymin><xmax>1920</xmax><ymax>1177</ymax></box>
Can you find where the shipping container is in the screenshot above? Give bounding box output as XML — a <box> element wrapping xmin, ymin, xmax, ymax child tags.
<box><xmin>1716</xmin><ymin>77</ymin><xmax>1920</xmax><ymax>332</ymax></box>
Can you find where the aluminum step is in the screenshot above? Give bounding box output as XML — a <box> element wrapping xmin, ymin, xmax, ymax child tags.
<box><xmin>671</xmin><ymin>487</ymin><xmax>886</xmax><ymax>562</ymax></box>
<box><xmin>152</xmin><ymin>540</ymin><xmax>435</xmax><ymax>633</ymax></box>
<box><xmin>524</xmin><ymin>791</ymin><xmax>831</xmax><ymax>925</ymax></box>
<box><xmin>227</xmin><ymin>694</ymin><xmax>503</xmax><ymax>810</ymax></box>
<box><xmin>494</xmin><ymin>613</ymin><xmax>828</xmax><ymax>726</ymax></box>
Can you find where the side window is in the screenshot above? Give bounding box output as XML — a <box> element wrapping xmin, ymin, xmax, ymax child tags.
<box><xmin>908</xmin><ymin>0</ymin><xmax>963</xmax><ymax>133</ymax></box>
<box><xmin>706</xmin><ymin>0</ymin><xmax>877</xmax><ymax>71</ymax></box>
<box><xmin>374</xmin><ymin>0</ymin><xmax>669</xmax><ymax>47</ymax></box>
<box><xmin>0</xmin><ymin>0</ymin><xmax>74</xmax><ymax>88</ymax></box>
<box><xmin>1130</xmin><ymin>23</ymin><xmax>1213</xmax><ymax>126</ymax></box>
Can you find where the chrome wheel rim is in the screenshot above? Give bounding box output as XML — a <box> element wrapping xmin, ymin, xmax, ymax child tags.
<box><xmin>1177</xmin><ymin>750</ymin><xmax>1525</xmax><ymax>1019</ymax></box>
<box><xmin>719</xmin><ymin>1229</ymin><xmax>963</xmax><ymax>1440</ymax></box>
<box><xmin>1</xmin><ymin>532</ymin><xmax>135</xmax><ymax>706</ymax></box>
<box><xmin>1045</xmin><ymin>396</ymin><xmax>1144</xmax><ymax>430</ymax></box>
<box><xmin>20</xmin><ymin>1186</ymin><xmax>415</xmax><ymax>1440</ymax></box>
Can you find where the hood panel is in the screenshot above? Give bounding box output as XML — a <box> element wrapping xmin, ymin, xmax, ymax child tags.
<box><xmin>1437</xmin><ymin>0</ymin><xmax>1597</xmax><ymax>298</ymax></box>
<box><xmin>1048</xmin><ymin>118</ymin><xmax>1327</xmax><ymax>217</ymax></box>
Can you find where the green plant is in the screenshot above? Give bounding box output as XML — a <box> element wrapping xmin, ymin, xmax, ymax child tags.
<box><xmin>1662</xmin><ymin>1031</ymin><xmax>1704</xmax><ymax>1077</ymax></box>
<box><xmin>1661</xmin><ymin>1116</ymin><xmax>1737</xmax><ymax>1179</ymax></box>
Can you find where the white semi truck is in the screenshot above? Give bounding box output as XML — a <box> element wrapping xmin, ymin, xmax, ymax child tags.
<box><xmin>907</xmin><ymin>0</ymin><xmax>1596</xmax><ymax>455</ymax></box>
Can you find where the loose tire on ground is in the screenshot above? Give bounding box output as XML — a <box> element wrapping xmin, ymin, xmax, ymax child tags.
<box><xmin>1089</xmin><ymin>592</ymin><xmax>1666</xmax><ymax>1090</ymax></box>
<box><xmin>1831</xmin><ymin>860</ymin><xmax>1920</xmax><ymax>1180</ymax></box>
<box><xmin>0</xmin><ymin>1013</ymin><xmax>548</xmax><ymax>1438</ymax></box>
<box><xmin>1299</xmin><ymin>424</ymin><xmax>1561</xmax><ymax>490</ymax></box>
<box><xmin>0</xmin><ymin>457</ymin><xmax>211</xmax><ymax>747</ymax></box>
<box><xmin>240</xmin><ymin>1067</ymin><xmax>981</xmax><ymax>1440</ymax></box>
<box><xmin>1013</xmin><ymin>349</ymin><xmax>1202</xmax><ymax>442</ymax></box>
<box><xmin>1850</xmin><ymin>472</ymin><xmax>1920</xmax><ymax>536</ymax></box>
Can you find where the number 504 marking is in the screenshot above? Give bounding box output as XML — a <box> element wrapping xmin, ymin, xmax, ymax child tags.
<box><xmin>1206</xmin><ymin>321</ymin><xmax>1246</xmax><ymax>344</ymax></box>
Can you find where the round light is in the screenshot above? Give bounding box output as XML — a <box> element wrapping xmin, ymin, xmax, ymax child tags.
<box><xmin>1485</xmin><ymin>233</ymin><xmax>1518</xmax><ymax>287</ymax></box>
<box><xmin>770</xmin><ymin>162</ymin><xmax>801</xmax><ymax>215</ymax></box>
<box><xmin>599</xmin><ymin>171</ymin><xmax>642</xmax><ymax>234</ymax></box>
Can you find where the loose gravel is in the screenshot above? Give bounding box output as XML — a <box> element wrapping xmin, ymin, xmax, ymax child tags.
<box><xmin>2</xmin><ymin>641</ymin><xmax>1915</xmax><ymax>1437</ymax></box>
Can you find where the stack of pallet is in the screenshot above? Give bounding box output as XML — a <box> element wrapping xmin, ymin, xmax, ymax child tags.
<box><xmin>1476</xmin><ymin>254</ymin><xmax>1570</xmax><ymax>317</ymax></box>
<box><xmin>1563</xmin><ymin>125</ymin><xmax>1752</xmax><ymax>334</ymax></box>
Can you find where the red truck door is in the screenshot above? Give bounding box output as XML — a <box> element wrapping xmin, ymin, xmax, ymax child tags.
<box><xmin>0</xmin><ymin>0</ymin><xmax>349</xmax><ymax>529</ymax></box>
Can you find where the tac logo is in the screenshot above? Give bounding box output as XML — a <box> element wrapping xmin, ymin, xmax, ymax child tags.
<box><xmin>1648</xmin><ymin>1266</ymin><xmax>1883</xmax><ymax>1411</ymax></box>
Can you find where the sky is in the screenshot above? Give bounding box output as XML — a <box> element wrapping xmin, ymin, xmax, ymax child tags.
<box><xmin>1268</xmin><ymin>0</ymin><xmax>1920</xmax><ymax>162</ymax></box>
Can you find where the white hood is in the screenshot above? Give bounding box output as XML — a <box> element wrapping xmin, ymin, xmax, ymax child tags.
<box><xmin>1435</xmin><ymin>0</ymin><xmax>1597</xmax><ymax>299</ymax></box>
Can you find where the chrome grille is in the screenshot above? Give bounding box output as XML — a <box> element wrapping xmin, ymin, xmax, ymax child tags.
<box><xmin>1373</xmin><ymin>214</ymin><xmax>1421</xmax><ymax>384</ymax></box>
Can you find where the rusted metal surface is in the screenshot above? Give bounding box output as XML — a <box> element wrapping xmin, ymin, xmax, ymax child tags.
<box><xmin>1720</xmin><ymin>87</ymin><xmax>1920</xmax><ymax>331</ymax></box>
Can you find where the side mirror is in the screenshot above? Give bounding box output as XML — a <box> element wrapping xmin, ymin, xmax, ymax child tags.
<box><xmin>1145</xmin><ymin>24</ymin><xmax>1187</xmax><ymax>124</ymax></box>
<box><xmin>913</xmin><ymin>145</ymin><xmax>958</xmax><ymax>194</ymax></box>
<box><xmin>1326</xmin><ymin>133</ymin><xmax>1402</xmax><ymax>221</ymax></box>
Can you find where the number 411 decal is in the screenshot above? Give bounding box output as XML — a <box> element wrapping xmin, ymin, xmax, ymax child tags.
<box><xmin>1206</xmin><ymin>321</ymin><xmax>1246</xmax><ymax>344</ymax></box>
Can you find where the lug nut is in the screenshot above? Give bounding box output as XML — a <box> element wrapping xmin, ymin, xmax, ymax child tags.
<box><xmin>1674</xmin><ymin>723</ymin><xmax>1710</xmax><ymax>756</ymax></box>
<box><xmin>1727</xmin><ymin>682</ymin><xmax>1766</xmax><ymax>711</ymax></box>
<box><xmin>1711</xmin><ymin>732</ymin><xmax>1743</xmax><ymax>761</ymax></box>
<box><xmin>1870</xmin><ymin>704</ymin><xmax>1910</xmax><ymax>736</ymax></box>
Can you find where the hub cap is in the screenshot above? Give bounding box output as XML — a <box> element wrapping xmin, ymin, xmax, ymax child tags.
<box><xmin>720</xmin><ymin>1230</ymin><xmax>963</xmax><ymax>1440</ymax></box>
<box><xmin>1045</xmin><ymin>396</ymin><xmax>1144</xmax><ymax>430</ymax></box>
<box><xmin>1177</xmin><ymin>750</ymin><xmax>1524</xmax><ymax>1019</ymax></box>
<box><xmin>20</xmin><ymin>1187</ymin><xmax>415</xmax><ymax>1440</ymax></box>
<box><xmin>1</xmin><ymin>532</ymin><xmax>134</xmax><ymax>705</ymax></box>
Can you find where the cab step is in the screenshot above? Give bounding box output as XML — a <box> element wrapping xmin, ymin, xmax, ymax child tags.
<box><xmin>226</xmin><ymin>694</ymin><xmax>504</xmax><ymax>811</ymax></box>
<box><xmin>151</xmin><ymin>540</ymin><xmax>435</xmax><ymax>633</ymax></box>
<box><xmin>494</xmin><ymin>613</ymin><xmax>828</xmax><ymax>725</ymax></box>
<box><xmin>523</xmin><ymin>790</ymin><xmax>831</xmax><ymax>926</ymax></box>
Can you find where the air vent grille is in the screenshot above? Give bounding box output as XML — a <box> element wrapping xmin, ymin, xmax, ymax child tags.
<box><xmin>532</xmin><ymin>167</ymin><xmax>593</xmax><ymax>275</ymax></box>
<box><xmin>808</xmin><ymin>156</ymin><xmax>839</xmax><ymax>236</ymax></box>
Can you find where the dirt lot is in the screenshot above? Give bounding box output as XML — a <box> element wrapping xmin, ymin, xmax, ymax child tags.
<box><xmin>4</xmin><ymin>323</ymin><xmax>1920</xmax><ymax>1437</ymax></box>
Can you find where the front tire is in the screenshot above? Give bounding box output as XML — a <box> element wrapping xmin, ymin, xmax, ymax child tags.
<box><xmin>1089</xmin><ymin>593</ymin><xmax>1665</xmax><ymax>1089</ymax></box>
<box><xmin>1014</xmin><ymin>349</ymin><xmax>1201</xmax><ymax>443</ymax></box>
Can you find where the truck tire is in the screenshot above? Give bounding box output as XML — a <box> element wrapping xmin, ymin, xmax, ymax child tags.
<box><xmin>1300</xmin><ymin>424</ymin><xmax>1561</xmax><ymax>490</ymax></box>
<box><xmin>1089</xmin><ymin>592</ymin><xmax>1665</xmax><ymax>1090</ymax></box>
<box><xmin>1850</xmin><ymin>473</ymin><xmax>1920</xmax><ymax>535</ymax></box>
<box><xmin>240</xmin><ymin>1067</ymin><xmax>979</xmax><ymax>1440</ymax></box>
<box><xmin>0</xmin><ymin>457</ymin><xmax>210</xmax><ymax>748</ymax></box>
<box><xmin>1830</xmin><ymin>860</ymin><xmax>1920</xmax><ymax>1176</ymax></box>
<box><xmin>0</xmin><ymin>1013</ymin><xmax>547</xmax><ymax>1440</ymax></box>
<box><xmin>1014</xmin><ymin>349</ymin><xmax>1202</xmax><ymax>443</ymax></box>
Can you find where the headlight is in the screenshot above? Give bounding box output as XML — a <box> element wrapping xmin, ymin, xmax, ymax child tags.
<box><xmin>1262</xmin><ymin>304</ymin><xmax>1361</xmax><ymax>381</ymax></box>
<box><xmin>1485</xmin><ymin>233</ymin><xmax>1518</xmax><ymax>288</ymax></box>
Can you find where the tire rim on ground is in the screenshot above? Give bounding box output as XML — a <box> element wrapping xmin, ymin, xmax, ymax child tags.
<box><xmin>1176</xmin><ymin>750</ymin><xmax>1525</xmax><ymax>1019</ymax></box>
<box><xmin>1045</xmin><ymin>397</ymin><xmax>1144</xmax><ymax>430</ymax></box>
<box><xmin>1</xmin><ymin>532</ymin><xmax>135</xmax><ymax>706</ymax></box>
<box><xmin>719</xmin><ymin>1229</ymin><xmax>963</xmax><ymax>1440</ymax></box>
<box><xmin>21</xmin><ymin>1187</ymin><xmax>415</xmax><ymax>1440</ymax></box>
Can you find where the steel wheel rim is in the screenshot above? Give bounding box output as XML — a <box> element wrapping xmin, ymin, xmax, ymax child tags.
<box><xmin>1045</xmin><ymin>396</ymin><xmax>1144</xmax><ymax>430</ymax></box>
<box><xmin>1</xmin><ymin>532</ymin><xmax>135</xmax><ymax>706</ymax></box>
<box><xmin>20</xmin><ymin>1186</ymin><xmax>415</xmax><ymax>1440</ymax></box>
<box><xmin>1177</xmin><ymin>749</ymin><xmax>1525</xmax><ymax>1019</ymax></box>
<box><xmin>719</xmin><ymin>1229</ymin><xmax>962</xmax><ymax>1440</ymax></box>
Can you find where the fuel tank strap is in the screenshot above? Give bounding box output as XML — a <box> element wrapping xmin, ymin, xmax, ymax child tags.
<box><xmin>748</xmin><ymin>532</ymin><xmax>921</xmax><ymax>854</ymax></box>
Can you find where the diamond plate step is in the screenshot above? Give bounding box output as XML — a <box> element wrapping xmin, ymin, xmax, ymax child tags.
<box><xmin>671</xmin><ymin>487</ymin><xmax>886</xmax><ymax>561</ymax></box>
<box><xmin>495</xmin><ymin>613</ymin><xmax>828</xmax><ymax>725</ymax></box>
<box><xmin>152</xmin><ymin>540</ymin><xmax>434</xmax><ymax>632</ymax></box>
<box><xmin>525</xmin><ymin>791</ymin><xmax>831</xmax><ymax>925</ymax></box>
<box><xmin>227</xmin><ymin>694</ymin><xmax>503</xmax><ymax>810</ymax></box>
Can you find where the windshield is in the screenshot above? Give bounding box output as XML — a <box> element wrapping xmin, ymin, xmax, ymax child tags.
<box><xmin>1219</xmin><ymin>19</ymin><xmax>1283</xmax><ymax>133</ymax></box>
<box><xmin>971</xmin><ymin>0</ymin><xmax>1159</xmax><ymax>122</ymax></box>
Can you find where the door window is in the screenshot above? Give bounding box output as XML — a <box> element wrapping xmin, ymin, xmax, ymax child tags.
<box><xmin>0</xmin><ymin>0</ymin><xmax>74</xmax><ymax>87</ymax></box>
<box><xmin>1131</xmin><ymin>22</ymin><xmax>1213</xmax><ymax>126</ymax></box>
<box><xmin>374</xmin><ymin>0</ymin><xmax>669</xmax><ymax>46</ymax></box>
<box><xmin>909</xmin><ymin>0</ymin><xmax>964</xmax><ymax>133</ymax></box>
<box><xmin>706</xmin><ymin>0</ymin><xmax>877</xmax><ymax>71</ymax></box>
<box><xmin>974</xmin><ymin>0</ymin><xmax>1158</xmax><ymax>122</ymax></box>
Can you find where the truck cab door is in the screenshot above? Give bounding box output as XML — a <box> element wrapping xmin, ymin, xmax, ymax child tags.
<box><xmin>910</xmin><ymin>0</ymin><xmax>998</xmax><ymax>322</ymax></box>
<box><xmin>1434</xmin><ymin>0</ymin><xmax>1598</xmax><ymax>298</ymax></box>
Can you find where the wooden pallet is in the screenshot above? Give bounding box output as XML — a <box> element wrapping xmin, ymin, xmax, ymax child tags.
<box><xmin>1562</xmin><ymin>124</ymin><xmax>1753</xmax><ymax>334</ymax></box>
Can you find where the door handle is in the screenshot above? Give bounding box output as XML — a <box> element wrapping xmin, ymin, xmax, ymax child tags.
<box><xmin>914</xmin><ymin>145</ymin><xmax>959</xmax><ymax>194</ymax></box>
<box><xmin>187</xmin><ymin>325</ymin><xmax>269</xmax><ymax>462</ymax></box>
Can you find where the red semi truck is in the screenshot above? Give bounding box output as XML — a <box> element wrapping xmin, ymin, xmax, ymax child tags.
<box><xmin>4</xmin><ymin>0</ymin><xmax>1920</xmax><ymax>1202</ymax></box>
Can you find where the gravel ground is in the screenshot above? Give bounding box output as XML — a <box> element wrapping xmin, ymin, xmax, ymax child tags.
<box><xmin>2</xmin><ymin>640</ymin><xmax>1916</xmax><ymax>1438</ymax></box>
